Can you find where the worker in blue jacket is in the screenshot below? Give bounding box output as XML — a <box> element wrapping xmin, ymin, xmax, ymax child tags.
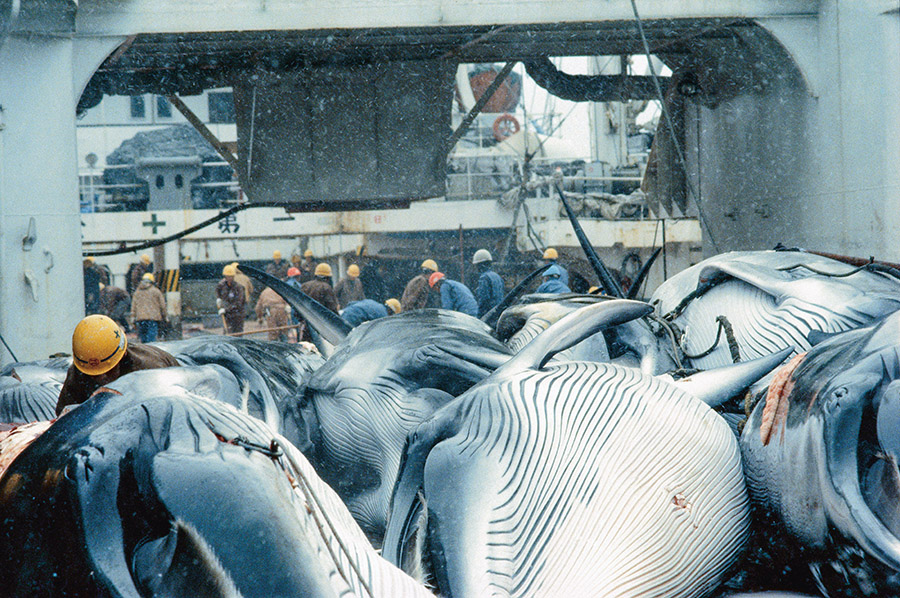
<box><xmin>535</xmin><ymin>264</ymin><xmax>572</xmax><ymax>294</ymax></box>
<box><xmin>428</xmin><ymin>272</ymin><xmax>478</xmax><ymax>317</ymax></box>
<box><xmin>542</xmin><ymin>247</ymin><xmax>569</xmax><ymax>286</ymax></box>
<box><xmin>341</xmin><ymin>298</ymin><xmax>401</xmax><ymax>327</ymax></box>
<box><xmin>472</xmin><ymin>249</ymin><xmax>505</xmax><ymax>317</ymax></box>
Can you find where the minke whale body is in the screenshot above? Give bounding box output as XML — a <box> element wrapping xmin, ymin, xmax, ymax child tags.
<box><xmin>0</xmin><ymin>367</ymin><xmax>435</xmax><ymax>598</ymax></box>
<box><xmin>304</xmin><ymin>308</ymin><xmax>512</xmax><ymax>544</ymax></box>
<box><xmin>649</xmin><ymin>250</ymin><xmax>900</xmax><ymax>371</ymax></box>
<box><xmin>741</xmin><ymin>310</ymin><xmax>900</xmax><ymax>596</ymax></box>
<box><xmin>384</xmin><ymin>300</ymin><xmax>783</xmax><ymax>597</ymax></box>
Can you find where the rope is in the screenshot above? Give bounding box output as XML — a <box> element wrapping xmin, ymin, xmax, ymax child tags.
<box><xmin>0</xmin><ymin>332</ymin><xmax>18</xmax><ymax>362</ymax></box>
<box><xmin>647</xmin><ymin>313</ymin><xmax>683</xmax><ymax>370</ymax></box>
<box><xmin>680</xmin><ymin>315</ymin><xmax>741</xmax><ymax>363</ymax></box>
<box><xmin>278</xmin><ymin>443</ymin><xmax>376</xmax><ymax>598</ymax></box>
<box><xmin>776</xmin><ymin>261</ymin><xmax>900</xmax><ymax>281</ymax></box>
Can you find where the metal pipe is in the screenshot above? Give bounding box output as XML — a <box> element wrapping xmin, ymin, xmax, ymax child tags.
<box><xmin>167</xmin><ymin>95</ymin><xmax>240</xmax><ymax>173</ymax></box>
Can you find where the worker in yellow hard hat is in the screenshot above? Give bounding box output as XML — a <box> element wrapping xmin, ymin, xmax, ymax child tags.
<box><xmin>541</xmin><ymin>247</ymin><xmax>569</xmax><ymax>286</ymax></box>
<box><xmin>55</xmin><ymin>314</ymin><xmax>179</xmax><ymax>415</ymax></box>
<box><xmin>300</xmin><ymin>263</ymin><xmax>339</xmax><ymax>314</ymax></box>
<box><xmin>401</xmin><ymin>258</ymin><xmax>439</xmax><ymax>312</ymax></box>
<box><xmin>130</xmin><ymin>272</ymin><xmax>167</xmax><ymax>342</ymax></box>
<box><xmin>266</xmin><ymin>250</ymin><xmax>289</xmax><ymax>280</ymax></box>
<box><xmin>216</xmin><ymin>263</ymin><xmax>246</xmax><ymax>334</ymax></box>
<box><xmin>334</xmin><ymin>263</ymin><xmax>365</xmax><ymax>309</ymax></box>
<box><xmin>385</xmin><ymin>298</ymin><xmax>401</xmax><ymax>315</ymax></box>
<box><xmin>300</xmin><ymin>249</ymin><xmax>316</xmax><ymax>283</ymax></box>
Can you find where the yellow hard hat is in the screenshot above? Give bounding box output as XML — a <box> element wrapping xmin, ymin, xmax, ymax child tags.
<box><xmin>304</xmin><ymin>249</ymin><xmax>314</xmax><ymax>258</ymax></box>
<box><xmin>223</xmin><ymin>264</ymin><xmax>237</xmax><ymax>277</ymax></box>
<box><xmin>588</xmin><ymin>286</ymin><xmax>599</xmax><ymax>294</ymax></box>
<box><xmin>72</xmin><ymin>314</ymin><xmax>127</xmax><ymax>376</ymax></box>
<box><xmin>543</xmin><ymin>248</ymin><xmax>558</xmax><ymax>260</ymax></box>
<box><xmin>385</xmin><ymin>298</ymin><xmax>401</xmax><ymax>314</ymax></box>
<box><xmin>421</xmin><ymin>259</ymin><xmax>438</xmax><ymax>272</ymax></box>
<box><xmin>273</xmin><ymin>250</ymin><xmax>282</xmax><ymax>260</ymax></box>
<box><xmin>140</xmin><ymin>254</ymin><xmax>151</xmax><ymax>265</ymax></box>
<box><xmin>315</xmin><ymin>263</ymin><xmax>332</xmax><ymax>277</ymax></box>
<box><xmin>85</xmin><ymin>256</ymin><xmax>95</xmax><ymax>264</ymax></box>
<box><xmin>142</xmin><ymin>272</ymin><xmax>155</xmax><ymax>283</ymax></box>
<box><xmin>347</xmin><ymin>264</ymin><xmax>360</xmax><ymax>278</ymax></box>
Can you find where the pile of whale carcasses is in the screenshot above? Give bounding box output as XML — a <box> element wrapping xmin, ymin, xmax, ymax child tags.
<box><xmin>2</xmin><ymin>249</ymin><xmax>900</xmax><ymax>598</ymax></box>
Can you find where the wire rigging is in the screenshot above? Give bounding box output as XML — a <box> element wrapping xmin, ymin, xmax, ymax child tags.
<box><xmin>629</xmin><ymin>0</ymin><xmax>719</xmax><ymax>252</ymax></box>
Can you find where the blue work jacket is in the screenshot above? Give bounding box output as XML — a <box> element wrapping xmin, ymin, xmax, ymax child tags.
<box><xmin>536</xmin><ymin>278</ymin><xmax>571</xmax><ymax>294</ymax></box>
<box><xmin>341</xmin><ymin>299</ymin><xmax>389</xmax><ymax>327</ymax></box>
<box><xmin>475</xmin><ymin>269</ymin><xmax>504</xmax><ymax>317</ymax></box>
<box><xmin>440</xmin><ymin>279</ymin><xmax>479</xmax><ymax>317</ymax></box>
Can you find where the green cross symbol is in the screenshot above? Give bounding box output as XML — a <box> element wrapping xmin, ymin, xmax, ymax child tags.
<box><xmin>143</xmin><ymin>213</ymin><xmax>166</xmax><ymax>235</ymax></box>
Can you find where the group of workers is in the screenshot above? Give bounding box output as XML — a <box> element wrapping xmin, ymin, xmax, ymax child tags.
<box><xmin>400</xmin><ymin>246</ymin><xmax>571</xmax><ymax>318</ymax></box>
<box><xmin>58</xmin><ymin>245</ymin><xmax>573</xmax><ymax>417</ymax></box>
<box><xmin>224</xmin><ymin>246</ymin><xmax>573</xmax><ymax>337</ymax></box>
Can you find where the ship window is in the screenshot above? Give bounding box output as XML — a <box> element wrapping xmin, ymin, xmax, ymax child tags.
<box><xmin>175</xmin><ymin>174</ymin><xmax>184</xmax><ymax>188</ymax></box>
<box><xmin>155</xmin><ymin>175</ymin><xmax>165</xmax><ymax>189</ymax></box>
<box><xmin>208</xmin><ymin>91</ymin><xmax>235</xmax><ymax>124</ymax></box>
<box><xmin>156</xmin><ymin>96</ymin><xmax>172</xmax><ymax>118</ymax></box>
<box><xmin>130</xmin><ymin>95</ymin><xmax>146</xmax><ymax>119</ymax></box>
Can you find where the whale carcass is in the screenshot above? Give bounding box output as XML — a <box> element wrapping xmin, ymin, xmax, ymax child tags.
<box><xmin>304</xmin><ymin>308</ymin><xmax>512</xmax><ymax>544</ymax></box>
<box><xmin>0</xmin><ymin>367</ymin><xmax>435</xmax><ymax>598</ymax></box>
<box><xmin>384</xmin><ymin>300</ymin><xmax>784</xmax><ymax>597</ymax></box>
<box><xmin>649</xmin><ymin>250</ymin><xmax>900</xmax><ymax>371</ymax></box>
<box><xmin>741</xmin><ymin>310</ymin><xmax>900</xmax><ymax>596</ymax></box>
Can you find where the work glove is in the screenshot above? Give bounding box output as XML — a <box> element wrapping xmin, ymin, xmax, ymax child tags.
<box><xmin>216</xmin><ymin>298</ymin><xmax>223</xmax><ymax>309</ymax></box>
<box><xmin>218</xmin><ymin>308</ymin><xmax>225</xmax><ymax>315</ymax></box>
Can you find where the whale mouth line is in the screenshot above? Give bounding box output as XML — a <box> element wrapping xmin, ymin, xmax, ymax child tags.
<box><xmin>859</xmin><ymin>399</ymin><xmax>900</xmax><ymax>538</ymax></box>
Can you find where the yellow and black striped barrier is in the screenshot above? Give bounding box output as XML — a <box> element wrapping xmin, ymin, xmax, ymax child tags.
<box><xmin>159</xmin><ymin>269</ymin><xmax>180</xmax><ymax>292</ymax></box>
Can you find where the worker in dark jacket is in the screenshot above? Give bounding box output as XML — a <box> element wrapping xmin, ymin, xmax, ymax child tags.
<box><xmin>100</xmin><ymin>283</ymin><xmax>131</xmax><ymax>332</ymax></box>
<box><xmin>472</xmin><ymin>249</ymin><xmax>504</xmax><ymax>317</ymax></box>
<box><xmin>300</xmin><ymin>263</ymin><xmax>339</xmax><ymax>314</ymax></box>
<box><xmin>56</xmin><ymin>314</ymin><xmax>179</xmax><ymax>415</ymax></box>
<box><xmin>265</xmin><ymin>250</ymin><xmax>290</xmax><ymax>280</ymax></box>
<box><xmin>128</xmin><ymin>254</ymin><xmax>152</xmax><ymax>295</ymax></box>
<box><xmin>428</xmin><ymin>271</ymin><xmax>478</xmax><ymax>317</ymax></box>
<box><xmin>536</xmin><ymin>264</ymin><xmax>572</xmax><ymax>294</ymax></box>
<box><xmin>401</xmin><ymin>259</ymin><xmax>438</xmax><ymax>311</ymax></box>
<box><xmin>83</xmin><ymin>258</ymin><xmax>102</xmax><ymax>315</ymax></box>
<box><xmin>216</xmin><ymin>264</ymin><xmax>246</xmax><ymax>334</ymax></box>
<box><xmin>334</xmin><ymin>264</ymin><xmax>366</xmax><ymax>308</ymax></box>
<box><xmin>299</xmin><ymin>249</ymin><xmax>316</xmax><ymax>283</ymax></box>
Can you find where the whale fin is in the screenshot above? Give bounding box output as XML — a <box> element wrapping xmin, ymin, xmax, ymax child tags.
<box><xmin>496</xmin><ymin>299</ymin><xmax>653</xmax><ymax>375</ymax></box>
<box><xmin>384</xmin><ymin>408</ymin><xmax>461</xmax><ymax>567</ymax></box>
<box><xmin>667</xmin><ymin>347</ymin><xmax>794</xmax><ymax>408</ymax></box>
<box><xmin>241</xmin><ymin>265</ymin><xmax>350</xmax><ymax>357</ymax></box>
<box><xmin>627</xmin><ymin>247</ymin><xmax>662</xmax><ymax>300</ymax></box>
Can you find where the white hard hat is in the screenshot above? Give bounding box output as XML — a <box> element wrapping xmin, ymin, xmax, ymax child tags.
<box><xmin>472</xmin><ymin>249</ymin><xmax>493</xmax><ymax>265</ymax></box>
